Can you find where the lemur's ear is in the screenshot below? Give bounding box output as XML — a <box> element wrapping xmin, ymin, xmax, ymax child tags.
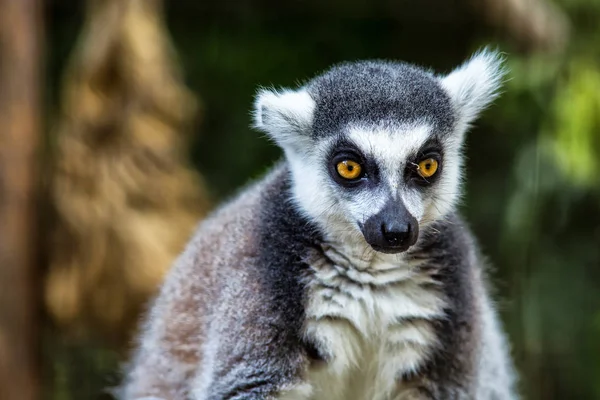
<box><xmin>252</xmin><ymin>87</ymin><xmax>315</xmax><ymax>151</ymax></box>
<box><xmin>440</xmin><ymin>49</ymin><xmax>507</xmax><ymax>129</ymax></box>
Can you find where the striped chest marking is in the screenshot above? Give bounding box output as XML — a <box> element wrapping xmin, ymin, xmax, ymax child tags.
<box><xmin>293</xmin><ymin>245</ymin><xmax>446</xmax><ymax>400</ymax></box>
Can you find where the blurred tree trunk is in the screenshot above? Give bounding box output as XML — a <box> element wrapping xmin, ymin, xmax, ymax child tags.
<box><xmin>46</xmin><ymin>0</ymin><xmax>209</xmax><ymax>350</ymax></box>
<box><xmin>0</xmin><ymin>0</ymin><xmax>43</xmax><ymax>400</ymax></box>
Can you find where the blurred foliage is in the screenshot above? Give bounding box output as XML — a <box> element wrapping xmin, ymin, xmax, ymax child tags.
<box><xmin>489</xmin><ymin>0</ymin><xmax>600</xmax><ymax>396</ymax></box>
<box><xmin>44</xmin><ymin>0</ymin><xmax>600</xmax><ymax>399</ymax></box>
<box><xmin>546</xmin><ymin>61</ymin><xmax>600</xmax><ymax>186</ymax></box>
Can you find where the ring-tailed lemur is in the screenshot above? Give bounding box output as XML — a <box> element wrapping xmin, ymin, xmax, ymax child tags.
<box><xmin>121</xmin><ymin>49</ymin><xmax>518</xmax><ymax>400</ymax></box>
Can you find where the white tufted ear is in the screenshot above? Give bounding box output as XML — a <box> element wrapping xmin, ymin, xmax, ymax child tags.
<box><xmin>252</xmin><ymin>88</ymin><xmax>316</xmax><ymax>151</ymax></box>
<box><xmin>440</xmin><ymin>49</ymin><xmax>507</xmax><ymax>129</ymax></box>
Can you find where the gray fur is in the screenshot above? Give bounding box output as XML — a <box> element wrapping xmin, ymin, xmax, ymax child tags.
<box><xmin>121</xmin><ymin>49</ymin><xmax>517</xmax><ymax>400</ymax></box>
<box><xmin>307</xmin><ymin>60</ymin><xmax>456</xmax><ymax>137</ymax></box>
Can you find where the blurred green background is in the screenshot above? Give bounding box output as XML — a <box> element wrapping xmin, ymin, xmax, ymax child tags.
<box><xmin>42</xmin><ymin>0</ymin><xmax>600</xmax><ymax>399</ymax></box>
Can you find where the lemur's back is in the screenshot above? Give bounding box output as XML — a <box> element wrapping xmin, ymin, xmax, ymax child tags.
<box><xmin>123</xmin><ymin>164</ymin><xmax>296</xmax><ymax>399</ymax></box>
<box><xmin>123</xmin><ymin>50</ymin><xmax>518</xmax><ymax>399</ymax></box>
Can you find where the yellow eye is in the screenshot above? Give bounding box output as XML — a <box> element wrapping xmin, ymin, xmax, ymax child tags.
<box><xmin>417</xmin><ymin>158</ymin><xmax>438</xmax><ymax>178</ymax></box>
<box><xmin>336</xmin><ymin>160</ymin><xmax>362</xmax><ymax>180</ymax></box>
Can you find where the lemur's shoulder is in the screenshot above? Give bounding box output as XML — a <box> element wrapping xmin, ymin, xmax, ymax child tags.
<box><xmin>179</xmin><ymin>162</ymin><xmax>321</xmax><ymax>399</ymax></box>
<box><xmin>124</xmin><ymin>162</ymin><xmax>316</xmax><ymax>399</ymax></box>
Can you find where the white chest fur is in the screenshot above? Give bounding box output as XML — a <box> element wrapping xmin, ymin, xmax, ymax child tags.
<box><xmin>292</xmin><ymin>245</ymin><xmax>447</xmax><ymax>400</ymax></box>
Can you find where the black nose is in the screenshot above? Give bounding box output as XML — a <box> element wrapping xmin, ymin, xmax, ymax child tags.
<box><xmin>381</xmin><ymin>221</ymin><xmax>411</xmax><ymax>247</ymax></box>
<box><xmin>360</xmin><ymin>199</ymin><xmax>419</xmax><ymax>254</ymax></box>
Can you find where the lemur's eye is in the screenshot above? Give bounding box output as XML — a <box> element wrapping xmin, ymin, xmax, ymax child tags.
<box><xmin>417</xmin><ymin>158</ymin><xmax>438</xmax><ymax>178</ymax></box>
<box><xmin>336</xmin><ymin>160</ymin><xmax>362</xmax><ymax>180</ymax></box>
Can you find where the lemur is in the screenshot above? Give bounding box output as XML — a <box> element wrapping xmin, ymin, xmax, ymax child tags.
<box><xmin>121</xmin><ymin>49</ymin><xmax>518</xmax><ymax>400</ymax></box>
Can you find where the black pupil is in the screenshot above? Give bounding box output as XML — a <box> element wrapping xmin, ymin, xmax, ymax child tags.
<box><xmin>425</xmin><ymin>163</ymin><xmax>431</xmax><ymax>170</ymax></box>
<box><xmin>347</xmin><ymin>164</ymin><xmax>354</xmax><ymax>171</ymax></box>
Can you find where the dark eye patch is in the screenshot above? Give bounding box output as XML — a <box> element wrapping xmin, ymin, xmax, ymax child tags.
<box><xmin>406</xmin><ymin>139</ymin><xmax>444</xmax><ymax>186</ymax></box>
<box><xmin>325</xmin><ymin>138</ymin><xmax>379</xmax><ymax>188</ymax></box>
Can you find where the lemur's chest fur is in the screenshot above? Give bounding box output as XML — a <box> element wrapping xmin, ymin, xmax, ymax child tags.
<box><xmin>288</xmin><ymin>244</ymin><xmax>447</xmax><ymax>400</ymax></box>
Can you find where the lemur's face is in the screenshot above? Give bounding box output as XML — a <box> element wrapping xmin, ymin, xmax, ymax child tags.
<box><xmin>316</xmin><ymin>123</ymin><xmax>455</xmax><ymax>253</ymax></box>
<box><xmin>254</xmin><ymin>50</ymin><xmax>505</xmax><ymax>254</ymax></box>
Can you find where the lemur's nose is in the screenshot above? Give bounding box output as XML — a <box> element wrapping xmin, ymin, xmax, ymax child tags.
<box><xmin>381</xmin><ymin>221</ymin><xmax>411</xmax><ymax>246</ymax></box>
<box><xmin>361</xmin><ymin>199</ymin><xmax>418</xmax><ymax>254</ymax></box>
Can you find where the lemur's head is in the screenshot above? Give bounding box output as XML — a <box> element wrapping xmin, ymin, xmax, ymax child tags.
<box><xmin>253</xmin><ymin>49</ymin><xmax>505</xmax><ymax>254</ymax></box>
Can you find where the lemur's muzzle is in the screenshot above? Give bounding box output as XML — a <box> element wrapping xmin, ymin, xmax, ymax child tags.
<box><xmin>360</xmin><ymin>199</ymin><xmax>419</xmax><ymax>254</ymax></box>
